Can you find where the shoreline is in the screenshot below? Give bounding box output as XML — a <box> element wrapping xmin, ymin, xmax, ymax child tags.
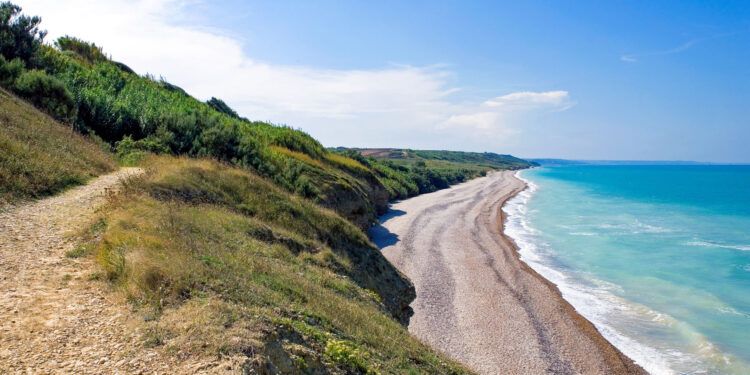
<box><xmin>374</xmin><ymin>170</ymin><xmax>646</xmax><ymax>374</ymax></box>
<box><xmin>498</xmin><ymin>173</ymin><xmax>647</xmax><ymax>374</ymax></box>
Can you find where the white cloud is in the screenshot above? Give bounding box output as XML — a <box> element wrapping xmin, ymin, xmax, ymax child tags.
<box><xmin>484</xmin><ymin>90</ymin><xmax>572</xmax><ymax>110</ymax></box>
<box><xmin>17</xmin><ymin>0</ymin><xmax>573</xmax><ymax>150</ymax></box>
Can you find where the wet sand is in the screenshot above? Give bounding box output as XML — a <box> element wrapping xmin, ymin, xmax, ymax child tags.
<box><xmin>372</xmin><ymin>171</ymin><xmax>646</xmax><ymax>374</ymax></box>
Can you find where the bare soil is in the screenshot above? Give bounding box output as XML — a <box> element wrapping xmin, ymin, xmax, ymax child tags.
<box><xmin>0</xmin><ymin>169</ymin><xmax>242</xmax><ymax>374</ymax></box>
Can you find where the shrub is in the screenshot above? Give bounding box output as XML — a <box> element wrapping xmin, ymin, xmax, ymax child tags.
<box><xmin>54</xmin><ymin>35</ymin><xmax>107</xmax><ymax>64</ymax></box>
<box><xmin>193</xmin><ymin>123</ymin><xmax>240</xmax><ymax>161</ymax></box>
<box><xmin>13</xmin><ymin>69</ymin><xmax>76</xmax><ymax>123</ymax></box>
<box><xmin>324</xmin><ymin>339</ymin><xmax>372</xmax><ymax>373</ymax></box>
<box><xmin>0</xmin><ymin>54</ymin><xmax>23</xmax><ymax>86</ymax></box>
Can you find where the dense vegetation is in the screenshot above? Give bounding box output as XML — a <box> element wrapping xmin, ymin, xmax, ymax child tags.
<box><xmin>90</xmin><ymin>156</ymin><xmax>468</xmax><ymax>373</ymax></box>
<box><xmin>0</xmin><ymin>2</ymin><xmax>532</xmax><ymax>226</ymax></box>
<box><xmin>0</xmin><ymin>88</ymin><xmax>113</xmax><ymax>204</ymax></box>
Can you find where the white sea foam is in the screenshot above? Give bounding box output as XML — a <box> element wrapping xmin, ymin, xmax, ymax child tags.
<box><xmin>686</xmin><ymin>240</ymin><xmax>750</xmax><ymax>252</ymax></box>
<box><xmin>569</xmin><ymin>231</ymin><xmax>597</xmax><ymax>236</ymax></box>
<box><xmin>594</xmin><ymin>220</ymin><xmax>672</xmax><ymax>235</ymax></box>
<box><xmin>506</xmin><ymin>171</ymin><xmax>680</xmax><ymax>375</ymax></box>
<box><xmin>506</xmin><ymin>171</ymin><xmax>750</xmax><ymax>374</ymax></box>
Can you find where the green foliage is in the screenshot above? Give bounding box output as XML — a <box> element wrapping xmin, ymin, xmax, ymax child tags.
<box><xmin>0</xmin><ymin>54</ymin><xmax>22</xmax><ymax>86</ymax></box>
<box><xmin>55</xmin><ymin>35</ymin><xmax>107</xmax><ymax>64</ymax></box>
<box><xmin>0</xmin><ymin>2</ymin><xmax>45</xmax><ymax>63</ymax></box>
<box><xmin>324</xmin><ymin>339</ymin><xmax>373</xmax><ymax>373</ymax></box>
<box><xmin>13</xmin><ymin>69</ymin><xmax>76</xmax><ymax>123</ymax></box>
<box><xmin>206</xmin><ymin>96</ymin><xmax>241</xmax><ymax>119</ymax></box>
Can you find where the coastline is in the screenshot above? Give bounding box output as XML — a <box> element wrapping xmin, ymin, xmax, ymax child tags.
<box><xmin>374</xmin><ymin>170</ymin><xmax>646</xmax><ymax>374</ymax></box>
<box><xmin>498</xmin><ymin>173</ymin><xmax>647</xmax><ymax>374</ymax></box>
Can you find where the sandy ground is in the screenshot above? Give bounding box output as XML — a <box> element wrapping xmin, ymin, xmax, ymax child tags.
<box><xmin>0</xmin><ymin>169</ymin><xmax>244</xmax><ymax>374</ymax></box>
<box><xmin>373</xmin><ymin>171</ymin><xmax>646</xmax><ymax>375</ymax></box>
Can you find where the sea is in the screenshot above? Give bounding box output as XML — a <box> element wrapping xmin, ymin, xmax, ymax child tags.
<box><xmin>503</xmin><ymin>164</ymin><xmax>750</xmax><ymax>375</ymax></box>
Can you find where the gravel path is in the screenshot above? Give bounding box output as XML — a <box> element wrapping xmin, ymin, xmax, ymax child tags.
<box><xmin>0</xmin><ymin>169</ymin><xmax>233</xmax><ymax>374</ymax></box>
<box><xmin>373</xmin><ymin>171</ymin><xmax>646</xmax><ymax>375</ymax></box>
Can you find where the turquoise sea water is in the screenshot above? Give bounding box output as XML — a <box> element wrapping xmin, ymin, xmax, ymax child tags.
<box><xmin>504</xmin><ymin>165</ymin><xmax>750</xmax><ymax>375</ymax></box>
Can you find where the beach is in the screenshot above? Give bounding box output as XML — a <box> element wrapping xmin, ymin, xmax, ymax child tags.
<box><xmin>372</xmin><ymin>171</ymin><xmax>645</xmax><ymax>374</ymax></box>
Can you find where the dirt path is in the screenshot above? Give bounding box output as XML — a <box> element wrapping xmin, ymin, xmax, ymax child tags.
<box><xmin>0</xmin><ymin>168</ymin><xmax>185</xmax><ymax>374</ymax></box>
<box><xmin>372</xmin><ymin>171</ymin><xmax>646</xmax><ymax>375</ymax></box>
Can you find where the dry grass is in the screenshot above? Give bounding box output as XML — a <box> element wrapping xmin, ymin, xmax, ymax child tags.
<box><xmin>325</xmin><ymin>153</ymin><xmax>370</xmax><ymax>173</ymax></box>
<box><xmin>269</xmin><ymin>145</ymin><xmax>328</xmax><ymax>170</ymax></box>
<box><xmin>0</xmin><ymin>89</ymin><xmax>115</xmax><ymax>205</ymax></box>
<box><xmin>94</xmin><ymin>155</ymin><xmax>470</xmax><ymax>374</ymax></box>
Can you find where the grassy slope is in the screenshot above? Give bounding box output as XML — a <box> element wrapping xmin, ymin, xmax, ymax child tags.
<box><xmin>95</xmin><ymin>156</ymin><xmax>469</xmax><ymax>374</ymax></box>
<box><xmin>0</xmin><ymin>88</ymin><xmax>114</xmax><ymax>204</ymax></box>
<box><xmin>32</xmin><ymin>45</ymin><xmax>390</xmax><ymax>228</ymax></box>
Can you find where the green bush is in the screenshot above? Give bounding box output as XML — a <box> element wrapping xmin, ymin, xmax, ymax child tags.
<box><xmin>0</xmin><ymin>54</ymin><xmax>23</xmax><ymax>86</ymax></box>
<box><xmin>13</xmin><ymin>69</ymin><xmax>76</xmax><ymax>123</ymax></box>
<box><xmin>55</xmin><ymin>35</ymin><xmax>107</xmax><ymax>64</ymax></box>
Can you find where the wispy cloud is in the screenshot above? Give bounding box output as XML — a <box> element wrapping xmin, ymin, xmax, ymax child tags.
<box><xmin>484</xmin><ymin>91</ymin><xmax>572</xmax><ymax>110</ymax></box>
<box><xmin>621</xmin><ymin>32</ymin><xmax>742</xmax><ymax>63</ymax></box>
<box><xmin>17</xmin><ymin>0</ymin><xmax>573</xmax><ymax>150</ymax></box>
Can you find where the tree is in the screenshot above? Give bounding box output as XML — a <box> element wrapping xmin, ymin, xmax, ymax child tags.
<box><xmin>206</xmin><ymin>97</ymin><xmax>240</xmax><ymax>119</ymax></box>
<box><xmin>0</xmin><ymin>54</ymin><xmax>23</xmax><ymax>86</ymax></box>
<box><xmin>0</xmin><ymin>2</ymin><xmax>45</xmax><ymax>64</ymax></box>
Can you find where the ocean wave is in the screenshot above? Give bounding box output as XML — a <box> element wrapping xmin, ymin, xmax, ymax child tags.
<box><xmin>508</xmin><ymin>169</ymin><xmax>750</xmax><ymax>375</ymax></box>
<box><xmin>685</xmin><ymin>240</ymin><xmax>750</xmax><ymax>252</ymax></box>
<box><xmin>595</xmin><ymin>220</ymin><xmax>672</xmax><ymax>235</ymax></box>
<box><xmin>716</xmin><ymin>306</ymin><xmax>750</xmax><ymax>319</ymax></box>
<box><xmin>507</xmin><ymin>171</ymin><xmax>677</xmax><ymax>375</ymax></box>
<box><xmin>569</xmin><ymin>231</ymin><xmax>597</xmax><ymax>236</ymax></box>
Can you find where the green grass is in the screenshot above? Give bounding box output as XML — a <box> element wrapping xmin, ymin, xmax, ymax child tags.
<box><xmin>0</xmin><ymin>88</ymin><xmax>114</xmax><ymax>205</ymax></box>
<box><xmin>95</xmin><ymin>156</ymin><xmax>469</xmax><ymax>374</ymax></box>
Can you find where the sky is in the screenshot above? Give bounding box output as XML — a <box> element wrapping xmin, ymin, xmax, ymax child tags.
<box><xmin>17</xmin><ymin>0</ymin><xmax>750</xmax><ymax>162</ymax></box>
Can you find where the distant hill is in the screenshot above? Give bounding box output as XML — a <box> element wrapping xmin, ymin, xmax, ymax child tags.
<box><xmin>344</xmin><ymin>147</ymin><xmax>535</xmax><ymax>170</ymax></box>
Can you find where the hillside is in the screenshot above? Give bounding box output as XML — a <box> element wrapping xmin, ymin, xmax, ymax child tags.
<box><xmin>0</xmin><ymin>3</ymin><xmax>533</xmax><ymax>227</ymax></box>
<box><xmin>92</xmin><ymin>156</ymin><xmax>469</xmax><ymax>373</ymax></box>
<box><xmin>0</xmin><ymin>88</ymin><xmax>114</xmax><ymax>205</ymax></box>
<box><xmin>334</xmin><ymin>148</ymin><xmax>534</xmax><ymax>199</ymax></box>
<box><xmin>0</xmin><ymin>2</ymin><xmax>531</xmax><ymax>373</ymax></box>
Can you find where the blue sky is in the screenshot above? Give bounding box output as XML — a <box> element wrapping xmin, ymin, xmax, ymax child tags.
<box><xmin>19</xmin><ymin>0</ymin><xmax>750</xmax><ymax>162</ymax></box>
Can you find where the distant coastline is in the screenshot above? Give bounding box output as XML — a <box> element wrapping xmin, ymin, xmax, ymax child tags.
<box><xmin>528</xmin><ymin>158</ymin><xmax>749</xmax><ymax>167</ymax></box>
